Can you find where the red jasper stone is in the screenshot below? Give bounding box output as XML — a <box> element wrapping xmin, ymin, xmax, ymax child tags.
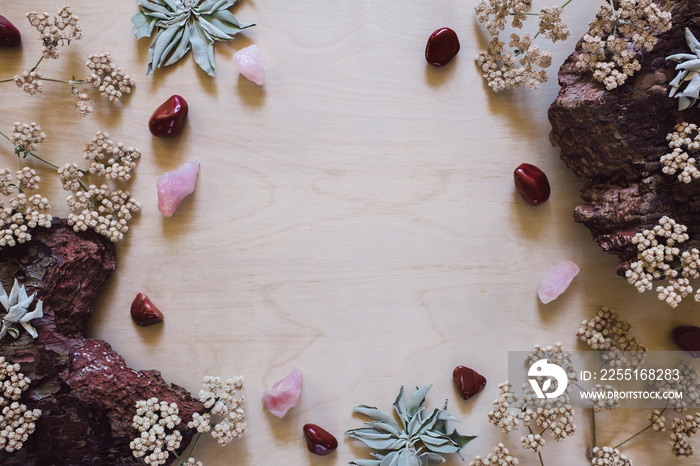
<box><xmin>514</xmin><ymin>163</ymin><xmax>551</xmax><ymax>206</ymax></box>
<box><xmin>149</xmin><ymin>95</ymin><xmax>188</xmax><ymax>137</ymax></box>
<box><xmin>0</xmin><ymin>15</ymin><xmax>21</xmax><ymax>47</ymax></box>
<box><xmin>425</xmin><ymin>27</ymin><xmax>460</xmax><ymax>66</ymax></box>
<box><xmin>453</xmin><ymin>366</ymin><xmax>487</xmax><ymax>401</ymax></box>
<box><xmin>130</xmin><ymin>293</ymin><xmax>164</xmax><ymax>326</ymax></box>
<box><xmin>673</xmin><ymin>326</ymin><xmax>700</xmax><ymax>358</ymax></box>
<box><xmin>303</xmin><ymin>423</ymin><xmax>338</xmax><ymax>456</ymax></box>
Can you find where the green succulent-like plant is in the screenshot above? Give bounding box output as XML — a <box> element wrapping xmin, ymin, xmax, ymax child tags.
<box><xmin>131</xmin><ymin>0</ymin><xmax>254</xmax><ymax>76</ymax></box>
<box><xmin>346</xmin><ymin>385</ymin><xmax>475</xmax><ymax>466</ymax></box>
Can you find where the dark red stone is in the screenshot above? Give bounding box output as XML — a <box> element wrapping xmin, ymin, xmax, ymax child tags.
<box><xmin>149</xmin><ymin>95</ymin><xmax>188</xmax><ymax>137</ymax></box>
<box><xmin>453</xmin><ymin>366</ymin><xmax>487</xmax><ymax>401</ymax></box>
<box><xmin>303</xmin><ymin>423</ymin><xmax>338</xmax><ymax>456</ymax></box>
<box><xmin>425</xmin><ymin>27</ymin><xmax>460</xmax><ymax>66</ymax></box>
<box><xmin>514</xmin><ymin>163</ymin><xmax>551</xmax><ymax>206</ymax></box>
<box><xmin>0</xmin><ymin>16</ymin><xmax>21</xmax><ymax>47</ymax></box>
<box><xmin>130</xmin><ymin>292</ymin><xmax>164</xmax><ymax>326</ymax></box>
<box><xmin>673</xmin><ymin>326</ymin><xmax>700</xmax><ymax>358</ymax></box>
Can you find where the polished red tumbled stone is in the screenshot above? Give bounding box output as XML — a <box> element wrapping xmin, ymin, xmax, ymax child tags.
<box><xmin>149</xmin><ymin>95</ymin><xmax>188</xmax><ymax>137</ymax></box>
<box><xmin>0</xmin><ymin>15</ymin><xmax>21</xmax><ymax>47</ymax></box>
<box><xmin>514</xmin><ymin>163</ymin><xmax>551</xmax><ymax>206</ymax></box>
<box><xmin>673</xmin><ymin>326</ymin><xmax>700</xmax><ymax>358</ymax></box>
<box><xmin>130</xmin><ymin>293</ymin><xmax>164</xmax><ymax>326</ymax></box>
<box><xmin>425</xmin><ymin>27</ymin><xmax>460</xmax><ymax>66</ymax></box>
<box><xmin>453</xmin><ymin>366</ymin><xmax>487</xmax><ymax>401</ymax></box>
<box><xmin>303</xmin><ymin>423</ymin><xmax>338</xmax><ymax>456</ymax></box>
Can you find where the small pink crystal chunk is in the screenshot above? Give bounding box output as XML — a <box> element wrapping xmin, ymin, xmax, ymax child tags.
<box><xmin>262</xmin><ymin>367</ymin><xmax>303</xmax><ymax>418</ymax></box>
<box><xmin>537</xmin><ymin>260</ymin><xmax>580</xmax><ymax>304</ymax></box>
<box><xmin>156</xmin><ymin>160</ymin><xmax>200</xmax><ymax>217</ymax></box>
<box><xmin>233</xmin><ymin>45</ymin><xmax>265</xmax><ymax>86</ymax></box>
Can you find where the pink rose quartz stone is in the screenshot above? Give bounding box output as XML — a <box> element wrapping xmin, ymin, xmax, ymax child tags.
<box><xmin>233</xmin><ymin>45</ymin><xmax>265</xmax><ymax>86</ymax></box>
<box><xmin>537</xmin><ymin>260</ymin><xmax>580</xmax><ymax>304</ymax></box>
<box><xmin>156</xmin><ymin>160</ymin><xmax>200</xmax><ymax>217</ymax></box>
<box><xmin>262</xmin><ymin>367</ymin><xmax>303</xmax><ymax>418</ymax></box>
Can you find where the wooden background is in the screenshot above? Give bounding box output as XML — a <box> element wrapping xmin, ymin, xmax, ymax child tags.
<box><xmin>1</xmin><ymin>1</ymin><xmax>698</xmax><ymax>465</ymax></box>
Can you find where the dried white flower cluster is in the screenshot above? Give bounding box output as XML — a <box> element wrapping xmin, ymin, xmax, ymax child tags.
<box><xmin>188</xmin><ymin>376</ymin><xmax>247</xmax><ymax>447</ymax></box>
<box><xmin>624</xmin><ymin>216</ymin><xmax>700</xmax><ymax>307</ymax></box>
<box><xmin>10</xmin><ymin>122</ymin><xmax>46</xmax><ymax>155</ymax></box>
<box><xmin>0</xmin><ymin>168</ymin><xmax>52</xmax><ymax>247</ymax></box>
<box><xmin>0</xmin><ymin>357</ymin><xmax>41</xmax><ymax>453</ymax></box>
<box><xmin>576</xmin><ymin>0</ymin><xmax>671</xmax><ymax>90</ymax></box>
<box><xmin>13</xmin><ymin>71</ymin><xmax>43</xmax><ymax>96</ymax></box>
<box><xmin>577</xmin><ymin>306</ymin><xmax>647</xmax><ymax>369</ymax></box>
<box><xmin>469</xmin><ymin>443</ymin><xmax>519</xmax><ymax>466</ymax></box>
<box><xmin>56</xmin><ymin>131</ymin><xmax>141</xmax><ymax>242</ymax></box>
<box><xmin>661</xmin><ymin>122</ymin><xmax>700</xmax><ymax>183</ymax></box>
<box><xmin>26</xmin><ymin>5</ymin><xmax>82</xmax><ymax>60</ymax></box>
<box><xmin>650</xmin><ymin>361</ymin><xmax>700</xmax><ymax>411</ymax></box>
<box><xmin>648</xmin><ymin>409</ymin><xmax>666</xmax><ymax>432</ymax></box>
<box><xmin>474</xmin><ymin>0</ymin><xmax>569</xmax><ymax>91</ymax></box>
<box><xmin>520</xmin><ymin>432</ymin><xmax>545</xmax><ymax>452</ymax></box>
<box><xmin>668</xmin><ymin>412</ymin><xmax>700</xmax><ymax>457</ymax></box>
<box><xmin>130</xmin><ymin>397</ymin><xmax>183</xmax><ymax>466</ymax></box>
<box><xmin>85</xmin><ymin>53</ymin><xmax>135</xmax><ymax>104</ymax></box>
<box><xmin>83</xmin><ymin>131</ymin><xmax>140</xmax><ymax>181</ymax></box>
<box><xmin>66</xmin><ymin>184</ymin><xmax>139</xmax><ymax>242</ymax></box>
<box><xmin>590</xmin><ymin>446</ymin><xmax>632</xmax><ymax>466</ymax></box>
<box><xmin>6</xmin><ymin>7</ymin><xmax>134</xmax><ymax>117</ymax></box>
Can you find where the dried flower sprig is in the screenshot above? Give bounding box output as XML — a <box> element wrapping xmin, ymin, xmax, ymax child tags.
<box><xmin>577</xmin><ymin>308</ymin><xmax>700</xmax><ymax>462</ymax></box>
<box><xmin>474</xmin><ymin>0</ymin><xmax>572</xmax><ymax>92</ymax></box>
<box><xmin>0</xmin><ymin>124</ymin><xmax>141</xmax><ymax>243</ymax></box>
<box><xmin>661</xmin><ymin>122</ymin><xmax>700</xmax><ymax>183</ymax></box>
<box><xmin>0</xmin><ymin>279</ymin><xmax>43</xmax><ymax>341</ymax></box>
<box><xmin>0</xmin><ymin>357</ymin><xmax>41</xmax><ymax>453</ymax></box>
<box><xmin>131</xmin><ymin>0</ymin><xmax>255</xmax><ymax>77</ymax></box>
<box><xmin>624</xmin><ymin>216</ymin><xmax>700</xmax><ymax>307</ymax></box>
<box><xmin>131</xmin><ymin>376</ymin><xmax>247</xmax><ymax>466</ymax></box>
<box><xmin>184</xmin><ymin>376</ymin><xmax>246</xmax><ymax>464</ymax></box>
<box><xmin>486</xmin><ymin>344</ymin><xmax>577</xmax><ymax>465</ymax></box>
<box><xmin>577</xmin><ymin>306</ymin><xmax>647</xmax><ymax>369</ymax></box>
<box><xmin>0</xmin><ymin>6</ymin><xmax>134</xmax><ymax>116</ymax></box>
<box><xmin>576</xmin><ymin>0</ymin><xmax>671</xmax><ymax>90</ymax></box>
<box><xmin>667</xmin><ymin>28</ymin><xmax>700</xmax><ymax>110</ymax></box>
<box><xmin>130</xmin><ymin>397</ymin><xmax>183</xmax><ymax>466</ymax></box>
<box><xmin>346</xmin><ymin>384</ymin><xmax>475</xmax><ymax>465</ymax></box>
<box><xmin>469</xmin><ymin>443</ymin><xmax>519</xmax><ymax>465</ymax></box>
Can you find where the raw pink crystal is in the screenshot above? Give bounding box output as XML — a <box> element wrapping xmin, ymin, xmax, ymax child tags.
<box><xmin>537</xmin><ymin>260</ymin><xmax>580</xmax><ymax>304</ymax></box>
<box><xmin>156</xmin><ymin>160</ymin><xmax>200</xmax><ymax>217</ymax></box>
<box><xmin>233</xmin><ymin>45</ymin><xmax>265</xmax><ymax>86</ymax></box>
<box><xmin>262</xmin><ymin>367</ymin><xmax>302</xmax><ymax>418</ymax></box>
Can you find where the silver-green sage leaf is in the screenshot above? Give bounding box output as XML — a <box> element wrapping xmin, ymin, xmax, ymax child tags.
<box><xmin>346</xmin><ymin>385</ymin><xmax>475</xmax><ymax>465</ymax></box>
<box><xmin>132</xmin><ymin>0</ymin><xmax>254</xmax><ymax>76</ymax></box>
<box><xmin>0</xmin><ymin>279</ymin><xmax>43</xmax><ymax>341</ymax></box>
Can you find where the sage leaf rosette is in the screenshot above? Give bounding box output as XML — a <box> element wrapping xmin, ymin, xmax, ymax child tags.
<box><xmin>132</xmin><ymin>0</ymin><xmax>254</xmax><ymax>76</ymax></box>
<box><xmin>668</xmin><ymin>28</ymin><xmax>700</xmax><ymax>110</ymax></box>
<box><xmin>346</xmin><ymin>385</ymin><xmax>475</xmax><ymax>466</ymax></box>
<box><xmin>0</xmin><ymin>279</ymin><xmax>43</xmax><ymax>340</ymax></box>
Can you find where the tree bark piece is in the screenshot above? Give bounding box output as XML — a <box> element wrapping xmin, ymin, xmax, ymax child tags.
<box><xmin>548</xmin><ymin>0</ymin><xmax>700</xmax><ymax>273</ymax></box>
<box><xmin>0</xmin><ymin>219</ymin><xmax>202</xmax><ymax>465</ymax></box>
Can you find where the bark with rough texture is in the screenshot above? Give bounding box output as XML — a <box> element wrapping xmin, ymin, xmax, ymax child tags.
<box><xmin>548</xmin><ymin>0</ymin><xmax>700</xmax><ymax>273</ymax></box>
<box><xmin>0</xmin><ymin>220</ymin><xmax>202</xmax><ymax>465</ymax></box>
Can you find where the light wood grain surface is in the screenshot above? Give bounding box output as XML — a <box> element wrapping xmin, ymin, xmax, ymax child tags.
<box><xmin>1</xmin><ymin>1</ymin><xmax>697</xmax><ymax>465</ymax></box>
